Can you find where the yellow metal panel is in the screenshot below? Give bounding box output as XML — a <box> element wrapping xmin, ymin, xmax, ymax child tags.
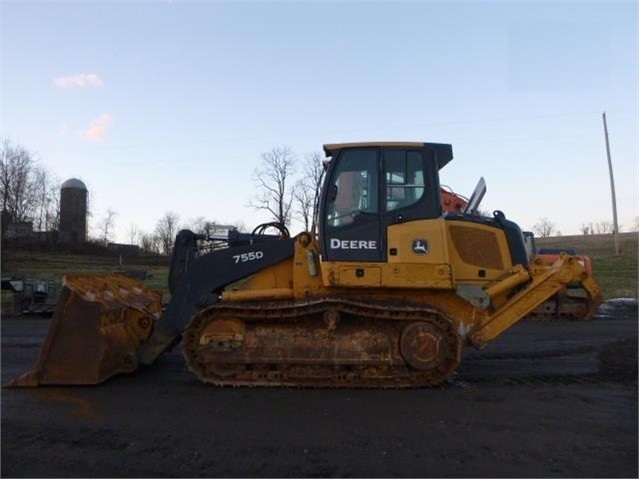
<box><xmin>230</xmin><ymin>259</ymin><xmax>294</xmax><ymax>293</ymax></box>
<box><xmin>292</xmin><ymin>233</ymin><xmax>326</xmax><ymax>298</ymax></box>
<box><xmin>320</xmin><ymin>261</ymin><xmax>453</xmax><ymax>289</ymax></box>
<box><xmin>321</xmin><ymin>262</ymin><xmax>380</xmax><ymax>287</ymax></box>
<box><xmin>445</xmin><ymin>220</ymin><xmax>512</xmax><ymax>282</ymax></box>
<box><xmin>449</xmin><ymin>225</ymin><xmax>503</xmax><ymax>270</ymax></box>
<box><xmin>335</xmin><ymin>266</ymin><xmax>382</xmax><ymax>287</ymax></box>
<box><xmin>223</xmin><ymin>288</ymin><xmax>294</xmax><ymax>302</ymax></box>
<box><xmin>381</xmin><ymin>263</ymin><xmax>453</xmax><ymax>289</ymax></box>
<box><xmin>321</xmin><ymin>219</ymin><xmax>454</xmax><ymax>289</ymax></box>
<box><xmin>228</xmin><ymin>234</ymin><xmax>328</xmax><ymax>301</ymax></box>
<box><xmin>386</xmin><ymin>218</ymin><xmax>449</xmax><ymax>264</ymax></box>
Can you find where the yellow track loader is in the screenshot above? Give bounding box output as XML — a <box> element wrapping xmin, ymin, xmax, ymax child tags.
<box><xmin>8</xmin><ymin>142</ymin><xmax>602</xmax><ymax>388</ymax></box>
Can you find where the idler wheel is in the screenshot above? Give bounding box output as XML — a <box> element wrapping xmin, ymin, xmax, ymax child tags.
<box><xmin>400</xmin><ymin>321</ymin><xmax>447</xmax><ymax>371</ymax></box>
<box><xmin>198</xmin><ymin>318</ymin><xmax>245</xmax><ymax>350</ymax></box>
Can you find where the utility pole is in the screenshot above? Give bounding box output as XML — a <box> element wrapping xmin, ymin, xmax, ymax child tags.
<box><xmin>602</xmin><ymin>111</ymin><xmax>620</xmax><ymax>255</ymax></box>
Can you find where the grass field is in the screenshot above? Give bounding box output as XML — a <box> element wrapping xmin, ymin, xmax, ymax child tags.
<box><xmin>537</xmin><ymin>232</ymin><xmax>638</xmax><ymax>299</ymax></box>
<box><xmin>1</xmin><ymin>232</ymin><xmax>637</xmax><ymax>314</ymax></box>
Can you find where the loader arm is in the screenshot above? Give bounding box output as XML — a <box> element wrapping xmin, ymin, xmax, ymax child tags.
<box><xmin>470</xmin><ymin>254</ymin><xmax>602</xmax><ymax>348</ymax></box>
<box><xmin>138</xmin><ymin>231</ymin><xmax>296</xmax><ymax>364</ymax></box>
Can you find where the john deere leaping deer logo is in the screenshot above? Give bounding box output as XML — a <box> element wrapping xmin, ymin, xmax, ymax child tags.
<box><xmin>412</xmin><ymin>239</ymin><xmax>429</xmax><ymax>255</ymax></box>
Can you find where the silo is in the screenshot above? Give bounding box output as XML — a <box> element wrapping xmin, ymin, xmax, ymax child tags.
<box><xmin>59</xmin><ymin>178</ymin><xmax>88</xmax><ymax>244</ymax></box>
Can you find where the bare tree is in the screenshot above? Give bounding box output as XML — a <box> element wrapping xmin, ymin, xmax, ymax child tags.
<box><xmin>186</xmin><ymin>216</ymin><xmax>206</xmax><ymax>235</ymax></box>
<box><xmin>294</xmin><ymin>152</ymin><xmax>325</xmax><ymax>232</ymax></box>
<box><xmin>249</xmin><ymin>146</ymin><xmax>297</xmax><ymax>227</ymax></box>
<box><xmin>580</xmin><ymin>223</ymin><xmax>591</xmax><ymax>235</ymax></box>
<box><xmin>633</xmin><ymin>217</ymin><xmax>639</xmax><ymax>232</ymax></box>
<box><xmin>155</xmin><ymin>211</ymin><xmax>180</xmax><ymax>255</ymax></box>
<box><xmin>31</xmin><ymin>168</ymin><xmax>60</xmax><ymax>232</ymax></box>
<box><xmin>128</xmin><ymin>223</ymin><xmax>141</xmax><ymax>245</ymax></box>
<box><xmin>31</xmin><ymin>168</ymin><xmax>48</xmax><ymax>231</ymax></box>
<box><xmin>0</xmin><ymin>140</ymin><xmax>38</xmax><ymax>223</ymax></box>
<box><xmin>45</xmin><ymin>178</ymin><xmax>61</xmax><ymax>231</ymax></box>
<box><xmin>532</xmin><ymin>217</ymin><xmax>557</xmax><ymax>238</ymax></box>
<box><xmin>140</xmin><ymin>232</ymin><xmax>161</xmax><ymax>254</ymax></box>
<box><xmin>98</xmin><ymin>208</ymin><xmax>118</xmax><ymax>245</ymax></box>
<box><xmin>0</xmin><ymin>140</ymin><xmax>63</xmax><ymax>234</ymax></box>
<box><xmin>293</xmin><ymin>186</ymin><xmax>314</xmax><ymax>232</ymax></box>
<box><xmin>594</xmin><ymin>221</ymin><xmax>614</xmax><ymax>234</ymax></box>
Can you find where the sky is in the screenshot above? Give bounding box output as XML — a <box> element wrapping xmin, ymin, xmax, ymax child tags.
<box><xmin>1</xmin><ymin>0</ymin><xmax>637</xmax><ymax>242</ymax></box>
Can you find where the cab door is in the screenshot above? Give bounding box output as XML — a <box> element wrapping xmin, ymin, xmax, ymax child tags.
<box><xmin>319</xmin><ymin>145</ymin><xmax>443</xmax><ymax>263</ymax></box>
<box><xmin>320</xmin><ymin>147</ymin><xmax>382</xmax><ymax>262</ymax></box>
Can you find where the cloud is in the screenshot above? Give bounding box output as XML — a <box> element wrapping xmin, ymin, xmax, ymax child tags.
<box><xmin>80</xmin><ymin>114</ymin><xmax>113</xmax><ymax>141</ymax></box>
<box><xmin>54</xmin><ymin>73</ymin><xmax>103</xmax><ymax>88</ymax></box>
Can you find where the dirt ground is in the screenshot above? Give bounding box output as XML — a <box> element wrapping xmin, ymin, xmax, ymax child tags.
<box><xmin>1</xmin><ymin>302</ymin><xmax>637</xmax><ymax>478</ymax></box>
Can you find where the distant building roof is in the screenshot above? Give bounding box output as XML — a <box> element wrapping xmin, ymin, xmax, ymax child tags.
<box><xmin>61</xmin><ymin>178</ymin><xmax>87</xmax><ymax>190</ymax></box>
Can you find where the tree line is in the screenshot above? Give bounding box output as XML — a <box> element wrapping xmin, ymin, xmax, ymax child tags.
<box><xmin>99</xmin><ymin>145</ymin><xmax>324</xmax><ymax>255</ymax></box>
<box><xmin>532</xmin><ymin>216</ymin><xmax>637</xmax><ymax>238</ymax></box>
<box><xmin>127</xmin><ymin>146</ymin><xmax>324</xmax><ymax>255</ymax></box>
<box><xmin>0</xmin><ymin>140</ymin><xmax>60</xmax><ymax>232</ymax></box>
<box><xmin>248</xmin><ymin>146</ymin><xmax>324</xmax><ymax>232</ymax></box>
<box><xmin>0</xmin><ymin>139</ymin><xmax>325</xmax><ymax>251</ymax></box>
<box><xmin>3</xmin><ymin>138</ymin><xmax>636</xmax><ymax>255</ymax></box>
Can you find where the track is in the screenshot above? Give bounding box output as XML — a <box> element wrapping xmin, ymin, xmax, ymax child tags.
<box><xmin>182</xmin><ymin>299</ymin><xmax>461</xmax><ymax>388</ymax></box>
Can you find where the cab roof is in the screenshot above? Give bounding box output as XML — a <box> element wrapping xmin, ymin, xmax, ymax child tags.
<box><xmin>322</xmin><ymin>141</ymin><xmax>453</xmax><ymax>170</ymax></box>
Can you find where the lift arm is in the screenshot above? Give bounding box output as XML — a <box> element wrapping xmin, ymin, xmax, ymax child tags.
<box><xmin>470</xmin><ymin>255</ymin><xmax>602</xmax><ymax>348</ymax></box>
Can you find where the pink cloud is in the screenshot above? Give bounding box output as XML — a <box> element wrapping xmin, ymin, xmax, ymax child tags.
<box><xmin>80</xmin><ymin>114</ymin><xmax>113</xmax><ymax>141</ymax></box>
<box><xmin>53</xmin><ymin>73</ymin><xmax>103</xmax><ymax>88</ymax></box>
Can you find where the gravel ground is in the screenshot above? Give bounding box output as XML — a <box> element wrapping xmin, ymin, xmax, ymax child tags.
<box><xmin>1</xmin><ymin>301</ymin><xmax>637</xmax><ymax>478</ymax></box>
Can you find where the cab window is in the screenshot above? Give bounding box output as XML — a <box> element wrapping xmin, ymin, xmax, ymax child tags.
<box><xmin>326</xmin><ymin>148</ymin><xmax>379</xmax><ymax>228</ymax></box>
<box><xmin>385</xmin><ymin>150</ymin><xmax>425</xmax><ymax>212</ymax></box>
